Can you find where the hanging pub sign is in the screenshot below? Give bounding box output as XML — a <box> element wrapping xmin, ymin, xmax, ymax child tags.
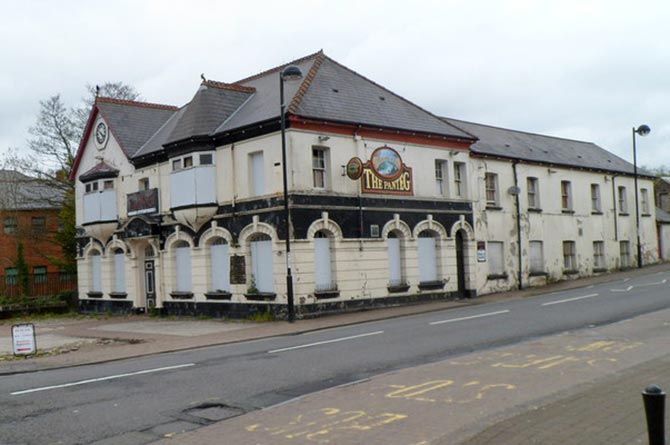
<box><xmin>353</xmin><ymin>146</ymin><xmax>413</xmax><ymax>195</ymax></box>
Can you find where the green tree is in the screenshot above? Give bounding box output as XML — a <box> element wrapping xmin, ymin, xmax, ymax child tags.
<box><xmin>16</xmin><ymin>242</ymin><xmax>29</xmax><ymax>297</ymax></box>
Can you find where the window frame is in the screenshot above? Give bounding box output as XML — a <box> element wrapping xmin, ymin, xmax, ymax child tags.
<box><xmin>641</xmin><ymin>188</ymin><xmax>650</xmax><ymax>214</ymax></box>
<box><xmin>31</xmin><ymin>216</ymin><xmax>46</xmax><ymax>234</ymax></box>
<box><xmin>563</xmin><ymin>240</ymin><xmax>577</xmax><ymax>271</ymax></box>
<box><xmin>3</xmin><ymin>216</ymin><xmax>17</xmax><ymax>234</ymax></box>
<box><xmin>618</xmin><ymin>186</ymin><xmax>628</xmax><ymax>214</ymax></box>
<box><xmin>591</xmin><ymin>184</ymin><xmax>601</xmax><ymax>213</ymax></box>
<box><xmin>561</xmin><ymin>181</ymin><xmax>573</xmax><ymax>212</ymax></box>
<box><xmin>453</xmin><ymin>162</ymin><xmax>466</xmax><ymax>198</ymax></box>
<box><xmin>527</xmin><ymin>177</ymin><xmax>539</xmax><ymax>209</ymax></box>
<box><xmin>312</xmin><ymin>147</ymin><xmax>328</xmax><ymax>189</ymax></box>
<box><xmin>485</xmin><ymin>172</ymin><xmax>499</xmax><ymax>207</ymax></box>
<box><xmin>593</xmin><ymin>241</ymin><xmax>605</xmax><ymax>270</ymax></box>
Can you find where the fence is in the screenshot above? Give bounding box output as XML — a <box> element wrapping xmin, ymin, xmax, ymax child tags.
<box><xmin>0</xmin><ymin>272</ymin><xmax>77</xmax><ymax>299</ymax></box>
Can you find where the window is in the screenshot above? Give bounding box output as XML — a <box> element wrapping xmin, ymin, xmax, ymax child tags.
<box><xmin>620</xmin><ymin>241</ymin><xmax>631</xmax><ymax>268</ymax></box>
<box><xmin>454</xmin><ymin>162</ymin><xmax>466</xmax><ymax>198</ymax></box>
<box><xmin>591</xmin><ymin>184</ymin><xmax>601</xmax><ymax>213</ymax></box>
<box><xmin>209</xmin><ymin>238</ymin><xmax>230</xmax><ymax>292</ymax></box>
<box><xmin>249</xmin><ymin>234</ymin><xmax>273</xmax><ymax>292</ymax></box>
<box><xmin>200</xmin><ymin>153</ymin><xmax>213</xmax><ymax>165</ymax></box>
<box><xmin>31</xmin><ymin>216</ymin><xmax>46</xmax><ymax>233</ymax></box>
<box><xmin>527</xmin><ymin>177</ymin><xmax>539</xmax><ymax>209</ymax></box>
<box><xmin>172</xmin><ymin>159</ymin><xmax>182</xmax><ymax>171</ymax></box>
<box><xmin>593</xmin><ymin>241</ymin><xmax>605</xmax><ymax>269</ymax></box>
<box><xmin>641</xmin><ymin>188</ymin><xmax>650</xmax><ymax>214</ymax></box>
<box><xmin>183</xmin><ymin>156</ymin><xmax>193</xmax><ymax>168</ymax></box>
<box><xmin>85</xmin><ymin>181</ymin><xmax>99</xmax><ymax>193</ymax></box>
<box><xmin>3</xmin><ymin>216</ymin><xmax>16</xmax><ymax>234</ymax></box>
<box><xmin>618</xmin><ymin>186</ymin><xmax>628</xmax><ymax>214</ymax></box>
<box><xmin>435</xmin><ymin>160</ymin><xmax>448</xmax><ymax>197</ymax></box>
<box><xmin>418</xmin><ymin>230</ymin><xmax>439</xmax><ymax>283</ymax></box>
<box><xmin>90</xmin><ymin>249</ymin><xmax>102</xmax><ymax>292</ymax></box>
<box><xmin>387</xmin><ymin>231</ymin><xmax>405</xmax><ymax>287</ymax></box>
<box><xmin>314</xmin><ymin>231</ymin><xmax>336</xmax><ymax>291</ymax></box>
<box><xmin>312</xmin><ymin>148</ymin><xmax>327</xmax><ymax>189</ymax></box>
<box><xmin>249</xmin><ymin>151</ymin><xmax>265</xmax><ymax>196</ymax></box>
<box><xmin>5</xmin><ymin>268</ymin><xmax>17</xmax><ymax>285</ymax></box>
<box><xmin>485</xmin><ymin>173</ymin><xmax>499</xmax><ymax>207</ymax></box>
<box><xmin>174</xmin><ymin>241</ymin><xmax>192</xmax><ymax>292</ymax></box>
<box><xmin>103</xmin><ymin>180</ymin><xmax>114</xmax><ymax>190</ymax></box>
<box><xmin>139</xmin><ymin>178</ymin><xmax>150</xmax><ymax>191</ymax></box>
<box><xmin>33</xmin><ymin>266</ymin><xmax>47</xmax><ymax>283</ymax></box>
<box><xmin>563</xmin><ymin>241</ymin><xmax>576</xmax><ymax>271</ymax></box>
<box><xmin>529</xmin><ymin>241</ymin><xmax>544</xmax><ymax>274</ymax></box>
<box><xmin>561</xmin><ymin>181</ymin><xmax>572</xmax><ymax>211</ymax></box>
<box><xmin>113</xmin><ymin>248</ymin><xmax>126</xmax><ymax>293</ymax></box>
<box><xmin>488</xmin><ymin>241</ymin><xmax>505</xmax><ymax>276</ymax></box>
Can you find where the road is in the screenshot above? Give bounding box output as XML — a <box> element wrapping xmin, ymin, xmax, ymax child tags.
<box><xmin>1</xmin><ymin>270</ymin><xmax>669</xmax><ymax>444</ymax></box>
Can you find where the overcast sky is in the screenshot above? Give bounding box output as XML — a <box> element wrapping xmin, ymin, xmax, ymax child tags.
<box><xmin>1</xmin><ymin>0</ymin><xmax>667</xmax><ymax>168</ymax></box>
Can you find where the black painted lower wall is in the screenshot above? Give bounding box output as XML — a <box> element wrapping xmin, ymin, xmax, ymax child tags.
<box><xmin>79</xmin><ymin>299</ymin><xmax>134</xmax><ymax>314</ymax></box>
<box><xmin>160</xmin><ymin>290</ymin><xmax>473</xmax><ymax>320</ymax></box>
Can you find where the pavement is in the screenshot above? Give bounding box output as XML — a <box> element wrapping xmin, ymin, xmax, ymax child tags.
<box><xmin>3</xmin><ymin>263</ymin><xmax>670</xmax><ymax>444</ymax></box>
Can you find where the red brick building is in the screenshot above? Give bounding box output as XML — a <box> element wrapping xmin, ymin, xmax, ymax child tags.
<box><xmin>0</xmin><ymin>170</ymin><xmax>73</xmax><ymax>297</ymax></box>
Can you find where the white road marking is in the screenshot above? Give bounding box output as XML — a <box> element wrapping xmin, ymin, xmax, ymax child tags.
<box><xmin>429</xmin><ymin>310</ymin><xmax>510</xmax><ymax>325</ymax></box>
<box><xmin>638</xmin><ymin>279</ymin><xmax>668</xmax><ymax>287</ymax></box>
<box><xmin>541</xmin><ymin>293</ymin><xmax>599</xmax><ymax>306</ymax></box>
<box><xmin>611</xmin><ymin>286</ymin><xmax>634</xmax><ymax>292</ymax></box>
<box><xmin>268</xmin><ymin>331</ymin><xmax>384</xmax><ymax>353</ymax></box>
<box><xmin>11</xmin><ymin>364</ymin><xmax>195</xmax><ymax>396</ymax></box>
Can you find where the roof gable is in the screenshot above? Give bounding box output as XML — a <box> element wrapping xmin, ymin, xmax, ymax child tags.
<box><xmin>96</xmin><ymin>98</ymin><xmax>178</xmax><ymax>158</ymax></box>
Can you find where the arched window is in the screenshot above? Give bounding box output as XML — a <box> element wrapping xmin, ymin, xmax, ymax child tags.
<box><xmin>174</xmin><ymin>240</ymin><xmax>192</xmax><ymax>292</ymax></box>
<box><xmin>209</xmin><ymin>238</ymin><xmax>230</xmax><ymax>292</ymax></box>
<box><xmin>418</xmin><ymin>230</ymin><xmax>440</xmax><ymax>283</ymax></box>
<box><xmin>113</xmin><ymin>248</ymin><xmax>126</xmax><ymax>293</ymax></box>
<box><xmin>249</xmin><ymin>234</ymin><xmax>273</xmax><ymax>293</ymax></box>
<box><xmin>314</xmin><ymin>230</ymin><xmax>336</xmax><ymax>291</ymax></box>
<box><xmin>145</xmin><ymin>245</ymin><xmax>155</xmax><ymax>258</ymax></box>
<box><xmin>90</xmin><ymin>249</ymin><xmax>102</xmax><ymax>293</ymax></box>
<box><xmin>387</xmin><ymin>230</ymin><xmax>405</xmax><ymax>286</ymax></box>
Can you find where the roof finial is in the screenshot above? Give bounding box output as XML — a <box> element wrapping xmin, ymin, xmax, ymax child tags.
<box><xmin>201</xmin><ymin>73</ymin><xmax>206</xmax><ymax>82</ymax></box>
<box><xmin>95</xmin><ymin>85</ymin><xmax>100</xmax><ymax>97</ymax></box>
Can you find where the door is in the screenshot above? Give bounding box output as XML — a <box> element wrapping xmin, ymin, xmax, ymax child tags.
<box><xmin>144</xmin><ymin>260</ymin><xmax>156</xmax><ymax>308</ymax></box>
<box><xmin>456</xmin><ymin>230</ymin><xmax>466</xmax><ymax>297</ymax></box>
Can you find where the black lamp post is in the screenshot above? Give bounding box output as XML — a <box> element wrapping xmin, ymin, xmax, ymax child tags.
<box><xmin>632</xmin><ymin>124</ymin><xmax>651</xmax><ymax>269</ymax></box>
<box><xmin>280</xmin><ymin>65</ymin><xmax>303</xmax><ymax>322</ymax></box>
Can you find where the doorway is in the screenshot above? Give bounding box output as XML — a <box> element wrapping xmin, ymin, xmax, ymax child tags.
<box><xmin>455</xmin><ymin>230</ymin><xmax>466</xmax><ymax>297</ymax></box>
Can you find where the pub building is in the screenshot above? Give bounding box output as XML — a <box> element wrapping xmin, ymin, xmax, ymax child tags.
<box><xmin>71</xmin><ymin>51</ymin><xmax>657</xmax><ymax>317</ymax></box>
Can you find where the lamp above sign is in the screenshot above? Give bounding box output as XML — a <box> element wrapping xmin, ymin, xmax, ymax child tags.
<box><xmin>349</xmin><ymin>146</ymin><xmax>413</xmax><ymax>195</ymax></box>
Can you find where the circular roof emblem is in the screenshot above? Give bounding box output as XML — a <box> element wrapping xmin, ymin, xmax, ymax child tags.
<box><xmin>346</xmin><ymin>157</ymin><xmax>363</xmax><ymax>180</ymax></box>
<box><xmin>371</xmin><ymin>146</ymin><xmax>402</xmax><ymax>180</ymax></box>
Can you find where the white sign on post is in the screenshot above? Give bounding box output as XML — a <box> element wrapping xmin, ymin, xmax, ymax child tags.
<box><xmin>12</xmin><ymin>323</ymin><xmax>36</xmax><ymax>356</ymax></box>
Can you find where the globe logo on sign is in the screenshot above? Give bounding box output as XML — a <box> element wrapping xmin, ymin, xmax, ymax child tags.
<box><xmin>371</xmin><ymin>147</ymin><xmax>402</xmax><ymax>180</ymax></box>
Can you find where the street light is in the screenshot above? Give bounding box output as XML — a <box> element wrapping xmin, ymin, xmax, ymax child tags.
<box><xmin>632</xmin><ymin>124</ymin><xmax>651</xmax><ymax>269</ymax></box>
<box><xmin>280</xmin><ymin>65</ymin><xmax>303</xmax><ymax>322</ymax></box>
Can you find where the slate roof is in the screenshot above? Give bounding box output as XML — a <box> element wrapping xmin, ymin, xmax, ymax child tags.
<box><xmin>219</xmin><ymin>51</ymin><xmax>474</xmax><ymax>140</ymax></box>
<box><xmin>96</xmin><ymin>98</ymin><xmax>178</xmax><ymax>158</ymax></box>
<box><xmin>443</xmin><ymin>118</ymin><xmax>646</xmax><ymax>176</ymax></box>
<box><xmin>166</xmin><ymin>82</ymin><xmax>255</xmax><ymax>144</ymax></box>
<box><xmin>78</xmin><ymin>161</ymin><xmax>120</xmax><ymax>183</ymax></box>
<box><xmin>0</xmin><ymin>170</ymin><xmax>64</xmax><ymax>210</ymax></box>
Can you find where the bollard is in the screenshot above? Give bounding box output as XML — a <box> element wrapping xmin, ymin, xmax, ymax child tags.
<box><xmin>642</xmin><ymin>384</ymin><xmax>666</xmax><ymax>445</ymax></box>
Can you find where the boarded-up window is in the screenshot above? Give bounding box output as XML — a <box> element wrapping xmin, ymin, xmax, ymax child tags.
<box><xmin>529</xmin><ymin>241</ymin><xmax>543</xmax><ymax>274</ymax></box>
<box><xmin>488</xmin><ymin>241</ymin><xmax>504</xmax><ymax>275</ymax></box>
<box><xmin>418</xmin><ymin>231</ymin><xmax>438</xmax><ymax>282</ymax></box>
<box><xmin>114</xmin><ymin>248</ymin><xmax>126</xmax><ymax>293</ymax></box>
<box><xmin>90</xmin><ymin>250</ymin><xmax>102</xmax><ymax>292</ymax></box>
<box><xmin>250</xmin><ymin>236</ymin><xmax>273</xmax><ymax>292</ymax></box>
<box><xmin>175</xmin><ymin>241</ymin><xmax>192</xmax><ymax>292</ymax></box>
<box><xmin>314</xmin><ymin>231</ymin><xmax>334</xmax><ymax>291</ymax></box>
<box><xmin>387</xmin><ymin>231</ymin><xmax>403</xmax><ymax>286</ymax></box>
<box><xmin>210</xmin><ymin>238</ymin><xmax>230</xmax><ymax>292</ymax></box>
<box><xmin>250</xmin><ymin>151</ymin><xmax>265</xmax><ymax>196</ymax></box>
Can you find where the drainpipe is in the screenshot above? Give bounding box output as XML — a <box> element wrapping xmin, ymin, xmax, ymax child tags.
<box><xmin>612</xmin><ymin>175</ymin><xmax>618</xmax><ymax>241</ymax></box>
<box><xmin>513</xmin><ymin>162</ymin><xmax>522</xmax><ymax>290</ymax></box>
